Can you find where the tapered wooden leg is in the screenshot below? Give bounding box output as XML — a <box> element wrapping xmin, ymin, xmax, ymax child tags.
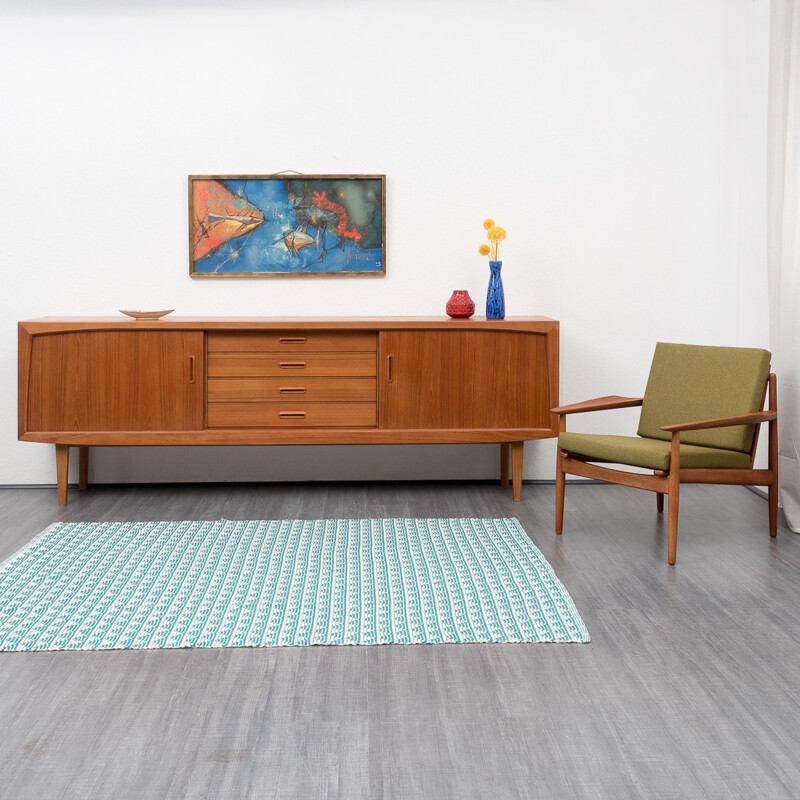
<box><xmin>654</xmin><ymin>470</ymin><xmax>666</xmax><ymax>513</ymax></box>
<box><xmin>511</xmin><ymin>441</ymin><xmax>524</xmax><ymax>502</ymax></box>
<box><xmin>769</xmin><ymin>482</ymin><xmax>778</xmax><ymax>538</ymax></box>
<box><xmin>768</xmin><ymin>375</ymin><xmax>778</xmax><ymax>538</ymax></box>
<box><xmin>79</xmin><ymin>446</ymin><xmax>89</xmax><ymax>491</ymax></box>
<box><xmin>555</xmin><ymin>450</ymin><xmax>565</xmax><ymax>533</ymax></box>
<box><xmin>667</xmin><ymin>435</ymin><xmax>681</xmax><ymax>565</ymax></box>
<box><xmin>55</xmin><ymin>444</ymin><xmax>69</xmax><ymax>506</ymax></box>
<box><xmin>500</xmin><ymin>443</ymin><xmax>510</xmax><ymax>487</ymax></box>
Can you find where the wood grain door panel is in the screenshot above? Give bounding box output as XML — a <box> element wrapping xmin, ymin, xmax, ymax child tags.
<box><xmin>26</xmin><ymin>331</ymin><xmax>204</xmax><ymax>431</ymax></box>
<box><xmin>378</xmin><ymin>331</ymin><xmax>551</xmax><ymax>429</ymax></box>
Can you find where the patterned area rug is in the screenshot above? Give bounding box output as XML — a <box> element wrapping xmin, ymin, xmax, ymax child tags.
<box><xmin>0</xmin><ymin>518</ymin><xmax>589</xmax><ymax>651</ymax></box>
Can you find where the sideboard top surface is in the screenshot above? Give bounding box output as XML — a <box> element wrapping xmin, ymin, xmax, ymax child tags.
<box><xmin>20</xmin><ymin>316</ymin><xmax>558</xmax><ymax>334</ymax></box>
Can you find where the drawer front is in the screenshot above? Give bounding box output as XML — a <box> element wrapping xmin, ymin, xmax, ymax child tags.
<box><xmin>208</xmin><ymin>352</ymin><xmax>376</xmax><ymax>378</ymax></box>
<box><xmin>208</xmin><ymin>331</ymin><xmax>377</xmax><ymax>353</ymax></box>
<box><xmin>208</xmin><ymin>377</ymin><xmax>376</xmax><ymax>403</ymax></box>
<box><xmin>207</xmin><ymin>402</ymin><xmax>377</xmax><ymax>428</ymax></box>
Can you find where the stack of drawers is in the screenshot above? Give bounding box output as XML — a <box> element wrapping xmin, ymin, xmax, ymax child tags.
<box><xmin>207</xmin><ymin>331</ymin><xmax>377</xmax><ymax>427</ymax></box>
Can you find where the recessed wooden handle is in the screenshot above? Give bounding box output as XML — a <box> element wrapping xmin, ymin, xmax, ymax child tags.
<box><xmin>279</xmin><ymin>411</ymin><xmax>307</xmax><ymax>419</ymax></box>
<box><xmin>279</xmin><ymin>387</ymin><xmax>307</xmax><ymax>394</ymax></box>
<box><xmin>279</xmin><ymin>337</ymin><xmax>307</xmax><ymax>344</ymax></box>
<box><xmin>279</xmin><ymin>362</ymin><xmax>307</xmax><ymax>369</ymax></box>
<box><xmin>387</xmin><ymin>355</ymin><xmax>393</xmax><ymax>383</ymax></box>
<box><xmin>188</xmin><ymin>355</ymin><xmax>196</xmax><ymax>384</ymax></box>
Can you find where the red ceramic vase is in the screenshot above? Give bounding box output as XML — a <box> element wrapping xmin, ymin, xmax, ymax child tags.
<box><xmin>446</xmin><ymin>290</ymin><xmax>475</xmax><ymax>319</ymax></box>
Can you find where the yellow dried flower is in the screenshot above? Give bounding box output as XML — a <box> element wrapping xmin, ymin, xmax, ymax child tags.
<box><xmin>483</xmin><ymin>218</ymin><xmax>495</xmax><ymax>230</ymax></box>
<box><xmin>478</xmin><ymin>244</ymin><xmax>491</xmax><ymax>256</ymax></box>
<box><xmin>487</xmin><ymin>226</ymin><xmax>507</xmax><ymax>241</ymax></box>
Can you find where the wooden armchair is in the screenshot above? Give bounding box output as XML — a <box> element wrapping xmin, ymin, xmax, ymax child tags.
<box><xmin>552</xmin><ymin>343</ymin><xmax>777</xmax><ymax>564</ymax></box>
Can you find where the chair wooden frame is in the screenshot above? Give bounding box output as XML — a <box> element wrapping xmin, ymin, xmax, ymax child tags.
<box><xmin>553</xmin><ymin>374</ymin><xmax>778</xmax><ymax>565</ymax></box>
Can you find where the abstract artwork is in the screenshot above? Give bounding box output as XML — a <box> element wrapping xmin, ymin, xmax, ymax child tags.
<box><xmin>189</xmin><ymin>174</ymin><xmax>385</xmax><ymax>277</ymax></box>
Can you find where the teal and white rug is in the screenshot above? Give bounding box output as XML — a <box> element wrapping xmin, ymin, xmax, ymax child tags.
<box><xmin>0</xmin><ymin>518</ymin><xmax>589</xmax><ymax>651</ymax></box>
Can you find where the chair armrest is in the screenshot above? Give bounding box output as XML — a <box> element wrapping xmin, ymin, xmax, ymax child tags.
<box><xmin>551</xmin><ymin>396</ymin><xmax>643</xmax><ymax>415</ymax></box>
<box><xmin>660</xmin><ymin>411</ymin><xmax>777</xmax><ymax>433</ymax></box>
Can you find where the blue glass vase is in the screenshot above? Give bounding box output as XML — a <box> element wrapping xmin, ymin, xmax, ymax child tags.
<box><xmin>486</xmin><ymin>260</ymin><xmax>505</xmax><ymax>319</ymax></box>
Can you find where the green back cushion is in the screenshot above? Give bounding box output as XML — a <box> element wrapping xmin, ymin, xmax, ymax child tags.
<box><xmin>637</xmin><ymin>342</ymin><xmax>770</xmax><ymax>453</ymax></box>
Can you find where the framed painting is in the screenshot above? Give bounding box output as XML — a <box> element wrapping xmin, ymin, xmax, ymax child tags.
<box><xmin>189</xmin><ymin>174</ymin><xmax>385</xmax><ymax>277</ymax></box>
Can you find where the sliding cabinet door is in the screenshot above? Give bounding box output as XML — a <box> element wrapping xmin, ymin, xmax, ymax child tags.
<box><xmin>378</xmin><ymin>330</ymin><xmax>551</xmax><ymax>430</ymax></box>
<box><xmin>26</xmin><ymin>331</ymin><xmax>204</xmax><ymax>432</ymax></box>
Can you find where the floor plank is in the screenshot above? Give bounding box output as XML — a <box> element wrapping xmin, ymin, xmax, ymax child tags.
<box><xmin>0</xmin><ymin>481</ymin><xmax>798</xmax><ymax>799</ymax></box>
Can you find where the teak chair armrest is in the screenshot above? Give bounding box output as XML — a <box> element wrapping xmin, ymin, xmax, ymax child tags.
<box><xmin>660</xmin><ymin>410</ymin><xmax>776</xmax><ymax>433</ymax></box>
<box><xmin>551</xmin><ymin>396</ymin><xmax>643</xmax><ymax>415</ymax></box>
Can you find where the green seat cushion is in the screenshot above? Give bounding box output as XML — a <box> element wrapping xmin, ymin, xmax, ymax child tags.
<box><xmin>558</xmin><ymin>432</ymin><xmax>751</xmax><ymax>471</ymax></box>
<box><xmin>637</xmin><ymin>342</ymin><xmax>770</xmax><ymax>453</ymax></box>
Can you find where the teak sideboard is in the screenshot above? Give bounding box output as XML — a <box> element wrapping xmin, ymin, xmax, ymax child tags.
<box><xmin>18</xmin><ymin>317</ymin><xmax>560</xmax><ymax>505</ymax></box>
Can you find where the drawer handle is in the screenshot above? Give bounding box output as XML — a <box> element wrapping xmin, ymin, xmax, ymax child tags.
<box><xmin>188</xmin><ymin>355</ymin><xmax>196</xmax><ymax>384</ymax></box>
<box><xmin>279</xmin><ymin>337</ymin><xmax>307</xmax><ymax>344</ymax></box>
<box><xmin>279</xmin><ymin>362</ymin><xmax>307</xmax><ymax>369</ymax></box>
<box><xmin>387</xmin><ymin>354</ymin><xmax>393</xmax><ymax>383</ymax></box>
<box><xmin>279</xmin><ymin>387</ymin><xmax>307</xmax><ymax>394</ymax></box>
<box><xmin>279</xmin><ymin>411</ymin><xmax>307</xmax><ymax>419</ymax></box>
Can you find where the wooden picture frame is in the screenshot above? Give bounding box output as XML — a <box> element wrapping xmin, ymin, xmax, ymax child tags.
<box><xmin>189</xmin><ymin>174</ymin><xmax>386</xmax><ymax>278</ymax></box>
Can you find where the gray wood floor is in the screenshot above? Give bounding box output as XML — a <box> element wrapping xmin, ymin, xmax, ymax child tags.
<box><xmin>0</xmin><ymin>480</ymin><xmax>799</xmax><ymax>799</ymax></box>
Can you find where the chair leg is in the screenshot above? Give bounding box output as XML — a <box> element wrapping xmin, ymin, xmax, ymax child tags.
<box><xmin>667</xmin><ymin>435</ymin><xmax>681</xmax><ymax>565</ymax></box>
<box><xmin>667</xmin><ymin>488</ymin><xmax>679</xmax><ymax>565</ymax></box>
<box><xmin>654</xmin><ymin>470</ymin><xmax>666</xmax><ymax>513</ymax></box>
<box><xmin>768</xmin><ymin>377</ymin><xmax>778</xmax><ymax>538</ymax></box>
<box><xmin>555</xmin><ymin>449</ymin><xmax>565</xmax><ymax>534</ymax></box>
<box><xmin>769</xmin><ymin>483</ymin><xmax>778</xmax><ymax>538</ymax></box>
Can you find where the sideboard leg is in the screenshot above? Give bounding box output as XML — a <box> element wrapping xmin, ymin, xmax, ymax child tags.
<box><xmin>511</xmin><ymin>441</ymin><xmax>524</xmax><ymax>501</ymax></box>
<box><xmin>55</xmin><ymin>444</ymin><xmax>69</xmax><ymax>506</ymax></box>
<box><xmin>79</xmin><ymin>446</ymin><xmax>89</xmax><ymax>491</ymax></box>
<box><xmin>500</xmin><ymin>443</ymin><xmax>510</xmax><ymax>486</ymax></box>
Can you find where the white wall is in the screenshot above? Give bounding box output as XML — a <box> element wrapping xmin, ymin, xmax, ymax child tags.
<box><xmin>0</xmin><ymin>0</ymin><xmax>771</xmax><ymax>486</ymax></box>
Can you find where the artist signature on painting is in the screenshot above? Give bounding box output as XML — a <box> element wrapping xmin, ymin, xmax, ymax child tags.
<box><xmin>346</xmin><ymin>251</ymin><xmax>374</xmax><ymax>264</ymax></box>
